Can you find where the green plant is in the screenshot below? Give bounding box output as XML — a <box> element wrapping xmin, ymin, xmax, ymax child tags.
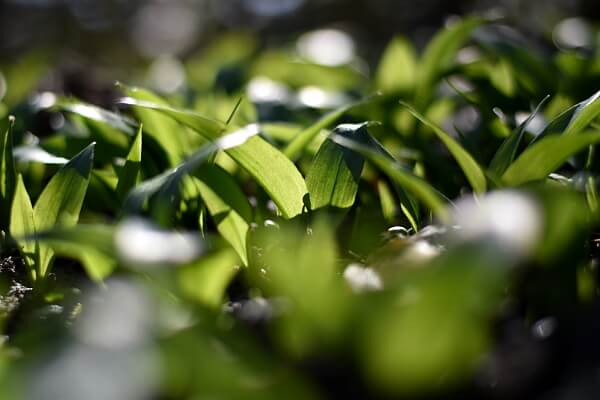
<box><xmin>1</xmin><ymin>15</ymin><xmax>600</xmax><ymax>400</ymax></box>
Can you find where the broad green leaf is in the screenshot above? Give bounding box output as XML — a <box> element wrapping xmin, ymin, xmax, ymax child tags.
<box><xmin>9</xmin><ymin>174</ymin><xmax>36</xmax><ymax>280</ymax></box>
<box><xmin>330</xmin><ymin>134</ymin><xmax>448</xmax><ymax>222</ymax></box>
<box><xmin>123</xmin><ymin>124</ymin><xmax>259</xmax><ymax>213</ymax></box>
<box><xmin>284</xmin><ymin>97</ymin><xmax>374</xmax><ymax>160</ymax></box>
<box><xmin>489</xmin><ymin>95</ymin><xmax>550</xmax><ymax>177</ymax></box>
<box><xmin>306</xmin><ymin>123</ymin><xmax>368</xmax><ymax>210</ymax></box>
<box><xmin>402</xmin><ymin>102</ymin><xmax>487</xmax><ymax>193</ymax></box>
<box><xmin>375</xmin><ymin>36</ymin><xmax>417</xmax><ymax>93</ymax></box>
<box><xmin>195</xmin><ymin>164</ymin><xmax>252</xmax><ymax>264</ymax></box>
<box><xmin>535</xmin><ymin>90</ymin><xmax>600</xmax><ymax>142</ymax></box>
<box><xmin>0</xmin><ymin>116</ymin><xmax>16</xmax><ymax>229</ymax></box>
<box><xmin>118</xmin><ymin>86</ymin><xmax>190</xmax><ymax>164</ymax></box>
<box><xmin>226</xmin><ymin>137</ymin><xmax>308</xmax><ymax>218</ymax></box>
<box><xmin>120</xmin><ymin>99</ymin><xmax>308</xmax><ymax>218</ymax></box>
<box><xmin>502</xmin><ymin>132</ymin><xmax>600</xmax><ymax>186</ymax></box>
<box><xmin>415</xmin><ymin>17</ymin><xmax>485</xmax><ymax>109</ymax></box>
<box><xmin>116</xmin><ymin>125</ymin><xmax>143</xmax><ymax>200</ymax></box>
<box><xmin>178</xmin><ymin>247</ymin><xmax>240</xmax><ymax>308</ymax></box>
<box><xmin>33</xmin><ymin>143</ymin><xmax>95</xmax><ymax>278</ymax></box>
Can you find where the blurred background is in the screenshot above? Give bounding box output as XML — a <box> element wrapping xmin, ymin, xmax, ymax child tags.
<box><xmin>1</xmin><ymin>0</ymin><xmax>599</xmax><ymax>103</ymax></box>
<box><xmin>2</xmin><ymin>2</ymin><xmax>600</xmax><ymax>400</ymax></box>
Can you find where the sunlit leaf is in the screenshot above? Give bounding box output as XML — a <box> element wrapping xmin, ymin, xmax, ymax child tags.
<box><xmin>9</xmin><ymin>174</ymin><xmax>36</xmax><ymax>279</ymax></box>
<box><xmin>33</xmin><ymin>143</ymin><xmax>95</xmax><ymax>278</ymax></box>
<box><xmin>195</xmin><ymin>164</ymin><xmax>252</xmax><ymax>264</ymax></box>
<box><xmin>503</xmin><ymin>132</ymin><xmax>600</xmax><ymax>186</ymax></box>
<box><xmin>58</xmin><ymin>100</ymin><xmax>136</xmax><ymax>135</ymax></box>
<box><xmin>120</xmin><ymin>99</ymin><xmax>308</xmax><ymax>218</ymax></box>
<box><xmin>306</xmin><ymin>123</ymin><xmax>368</xmax><ymax>210</ymax></box>
<box><xmin>123</xmin><ymin>124</ymin><xmax>259</xmax><ymax>214</ymax></box>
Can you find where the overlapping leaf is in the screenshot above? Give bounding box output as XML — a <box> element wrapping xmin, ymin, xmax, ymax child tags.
<box><xmin>120</xmin><ymin>98</ymin><xmax>308</xmax><ymax>218</ymax></box>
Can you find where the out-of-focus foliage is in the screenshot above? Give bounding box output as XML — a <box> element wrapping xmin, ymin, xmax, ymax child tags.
<box><xmin>1</xmin><ymin>13</ymin><xmax>600</xmax><ymax>400</ymax></box>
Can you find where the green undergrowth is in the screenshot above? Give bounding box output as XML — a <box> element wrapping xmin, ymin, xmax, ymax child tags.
<box><xmin>1</xmin><ymin>15</ymin><xmax>600</xmax><ymax>399</ymax></box>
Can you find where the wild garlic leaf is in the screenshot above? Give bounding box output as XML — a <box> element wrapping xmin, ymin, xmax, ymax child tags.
<box><xmin>33</xmin><ymin>142</ymin><xmax>95</xmax><ymax>278</ymax></box>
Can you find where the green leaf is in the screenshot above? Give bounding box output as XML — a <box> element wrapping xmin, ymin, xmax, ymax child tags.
<box><xmin>375</xmin><ymin>36</ymin><xmax>417</xmax><ymax>93</ymax></box>
<box><xmin>226</xmin><ymin>137</ymin><xmax>308</xmax><ymax>218</ymax></box>
<box><xmin>502</xmin><ymin>132</ymin><xmax>600</xmax><ymax>186</ymax></box>
<box><xmin>120</xmin><ymin>99</ymin><xmax>308</xmax><ymax>219</ymax></box>
<box><xmin>535</xmin><ymin>90</ymin><xmax>600</xmax><ymax>141</ymax></box>
<box><xmin>284</xmin><ymin>97</ymin><xmax>374</xmax><ymax>160</ymax></box>
<box><xmin>415</xmin><ymin>17</ymin><xmax>485</xmax><ymax>110</ymax></box>
<box><xmin>330</xmin><ymin>134</ymin><xmax>449</xmax><ymax>222</ymax></box>
<box><xmin>563</xmin><ymin>91</ymin><xmax>600</xmax><ymax>136</ymax></box>
<box><xmin>178</xmin><ymin>248</ymin><xmax>240</xmax><ymax>308</ymax></box>
<box><xmin>123</xmin><ymin>124</ymin><xmax>259</xmax><ymax>214</ymax></box>
<box><xmin>306</xmin><ymin>123</ymin><xmax>368</xmax><ymax>210</ymax></box>
<box><xmin>116</xmin><ymin>125</ymin><xmax>143</xmax><ymax>200</ymax></box>
<box><xmin>118</xmin><ymin>86</ymin><xmax>191</xmax><ymax>164</ymax></box>
<box><xmin>0</xmin><ymin>116</ymin><xmax>16</xmax><ymax>229</ymax></box>
<box><xmin>195</xmin><ymin>164</ymin><xmax>252</xmax><ymax>265</ymax></box>
<box><xmin>402</xmin><ymin>102</ymin><xmax>487</xmax><ymax>193</ymax></box>
<box><xmin>489</xmin><ymin>95</ymin><xmax>550</xmax><ymax>177</ymax></box>
<box><xmin>9</xmin><ymin>174</ymin><xmax>36</xmax><ymax>280</ymax></box>
<box><xmin>33</xmin><ymin>143</ymin><xmax>95</xmax><ymax>278</ymax></box>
